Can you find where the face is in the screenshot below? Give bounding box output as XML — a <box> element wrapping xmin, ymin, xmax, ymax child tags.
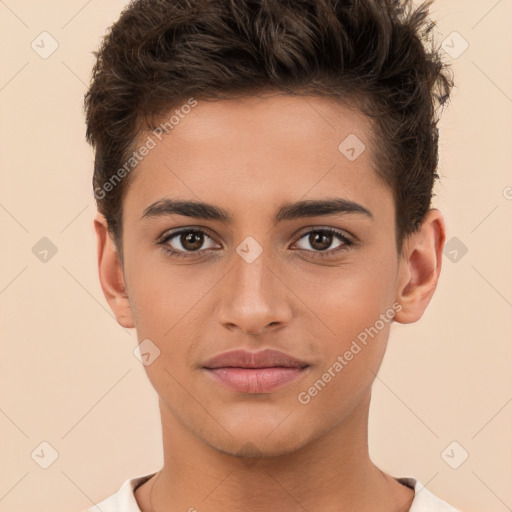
<box><xmin>96</xmin><ymin>92</ymin><xmax>441</xmax><ymax>458</ymax></box>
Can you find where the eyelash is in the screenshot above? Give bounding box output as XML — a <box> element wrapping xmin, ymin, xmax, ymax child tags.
<box><xmin>157</xmin><ymin>227</ymin><xmax>354</xmax><ymax>260</ymax></box>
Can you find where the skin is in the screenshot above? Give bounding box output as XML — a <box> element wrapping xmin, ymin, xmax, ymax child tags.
<box><xmin>94</xmin><ymin>91</ymin><xmax>445</xmax><ymax>512</ymax></box>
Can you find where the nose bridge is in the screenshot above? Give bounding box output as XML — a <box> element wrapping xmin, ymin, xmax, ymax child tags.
<box><xmin>217</xmin><ymin>242</ymin><xmax>292</xmax><ymax>334</ymax></box>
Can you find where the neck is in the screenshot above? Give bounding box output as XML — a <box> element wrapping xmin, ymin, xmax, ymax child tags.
<box><xmin>139</xmin><ymin>390</ymin><xmax>414</xmax><ymax>512</ymax></box>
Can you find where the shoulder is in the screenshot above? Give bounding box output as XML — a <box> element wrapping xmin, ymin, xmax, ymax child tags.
<box><xmin>81</xmin><ymin>471</ymin><xmax>157</xmax><ymax>512</ymax></box>
<box><xmin>395</xmin><ymin>476</ymin><xmax>461</xmax><ymax>512</ymax></box>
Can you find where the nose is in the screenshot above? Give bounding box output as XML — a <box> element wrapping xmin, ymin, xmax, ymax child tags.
<box><xmin>217</xmin><ymin>249</ymin><xmax>293</xmax><ymax>336</ymax></box>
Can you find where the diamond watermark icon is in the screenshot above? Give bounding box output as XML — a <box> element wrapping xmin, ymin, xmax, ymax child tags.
<box><xmin>236</xmin><ymin>236</ymin><xmax>263</xmax><ymax>264</ymax></box>
<box><xmin>443</xmin><ymin>236</ymin><xmax>468</xmax><ymax>263</ymax></box>
<box><xmin>134</xmin><ymin>338</ymin><xmax>161</xmax><ymax>366</ymax></box>
<box><xmin>237</xmin><ymin>441</ymin><xmax>263</xmax><ymax>468</ymax></box>
<box><xmin>31</xmin><ymin>441</ymin><xmax>59</xmax><ymax>469</ymax></box>
<box><xmin>338</xmin><ymin>134</ymin><xmax>366</xmax><ymax>161</ymax></box>
<box><xmin>32</xmin><ymin>237</ymin><xmax>58</xmax><ymax>263</ymax></box>
<box><xmin>31</xmin><ymin>32</ymin><xmax>59</xmax><ymax>59</ymax></box>
<box><xmin>441</xmin><ymin>441</ymin><xmax>469</xmax><ymax>469</ymax></box>
<box><xmin>441</xmin><ymin>31</ymin><xmax>468</xmax><ymax>59</ymax></box>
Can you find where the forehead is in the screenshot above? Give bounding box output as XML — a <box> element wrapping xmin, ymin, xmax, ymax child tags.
<box><xmin>123</xmin><ymin>93</ymin><xmax>392</xmax><ymax>225</ymax></box>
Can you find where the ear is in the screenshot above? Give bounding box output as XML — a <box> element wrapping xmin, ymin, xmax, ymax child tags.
<box><xmin>94</xmin><ymin>212</ymin><xmax>135</xmax><ymax>329</ymax></box>
<box><xmin>394</xmin><ymin>208</ymin><xmax>446</xmax><ymax>324</ymax></box>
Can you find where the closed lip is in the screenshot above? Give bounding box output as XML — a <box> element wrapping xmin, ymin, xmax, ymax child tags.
<box><xmin>202</xmin><ymin>349</ymin><xmax>310</xmax><ymax>369</ymax></box>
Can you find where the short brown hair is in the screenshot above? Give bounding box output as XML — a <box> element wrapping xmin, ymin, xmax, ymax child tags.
<box><xmin>84</xmin><ymin>0</ymin><xmax>454</xmax><ymax>261</ymax></box>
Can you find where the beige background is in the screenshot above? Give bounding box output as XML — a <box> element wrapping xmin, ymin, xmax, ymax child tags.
<box><xmin>0</xmin><ymin>1</ymin><xmax>511</xmax><ymax>511</ymax></box>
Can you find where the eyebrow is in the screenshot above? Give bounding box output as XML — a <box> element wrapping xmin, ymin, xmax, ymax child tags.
<box><xmin>140</xmin><ymin>197</ymin><xmax>373</xmax><ymax>223</ymax></box>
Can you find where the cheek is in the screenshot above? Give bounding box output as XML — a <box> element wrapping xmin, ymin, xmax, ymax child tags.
<box><xmin>292</xmin><ymin>255</ymin><xmax>397</xmax><ymax>389</ymax></box>
<box><xmin>296</xmin><ymin>290</ymin><xmax>392</xmax><ymax>414</ymax></box>
<box><xmin>297</xmin><ymin>257</ymin><xmax>397</xmax><ymax>331</ymax></box>
<box><xmin>312</xmin><ymin>281</ymin><xmax>391</xmax><ymax>378</ymax></box>
<box><xmin>125</xmin><ymin>254</ymin><xmax>208</xmax><ymax>336</ymax></box>
<box><xmin>299</xmin><ymin>261</ymin><xmax>397</xmax><ymax>406</ymax></box>
<box><xmin>124</xmin><ymin>259</ymin><xmax>217</xmax><ymax>389</ymax></box>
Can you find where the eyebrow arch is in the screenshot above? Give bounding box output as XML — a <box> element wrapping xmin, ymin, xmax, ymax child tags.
<box><xmin>140</xmin><ymin>197</ymin><xmax>373</xmax><ymax>223</ymax></box>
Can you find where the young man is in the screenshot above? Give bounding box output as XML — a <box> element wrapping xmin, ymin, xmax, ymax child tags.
<box><xmin>83</xmin><ymin>0</ymin><xmax>463</xmax><ymax>510</ymax></box>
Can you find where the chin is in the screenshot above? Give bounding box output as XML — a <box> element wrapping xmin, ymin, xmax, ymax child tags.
<box><xmin>210</xmin><ymin>438</ymin><xmax>307</xmax><ymax>460</ymax></box>
<box><xmin>203</xmin><ymin>422</ymin><xmax>313</xmax><ymax>460</ymax></box>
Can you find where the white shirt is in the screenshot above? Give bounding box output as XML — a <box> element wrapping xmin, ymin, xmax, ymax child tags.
<box><xmin>83</xmin><ymin>471</ymin><xmax>461</xmax><ymax>511</ymax></box>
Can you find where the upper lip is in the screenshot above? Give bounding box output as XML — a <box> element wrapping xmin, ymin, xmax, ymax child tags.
<box><xmin>202</xmin><ymin>349</ymin><xmax>310</xmax><ymax>369</ymax></box>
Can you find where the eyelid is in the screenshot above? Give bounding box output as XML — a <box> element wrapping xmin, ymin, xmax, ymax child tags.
<box><xmin>158</xmin><ymin>226</ymin><xmax>352</xmax><ymax>243</ymax></box>
<box><xmin>158</xmin><ymin>225</ymin><xmax>355</xmax><ymax>258</ymax></box>
<box><xmin>291</xmin><ymin>226</ymin><xmax>353</xmax><ymax>250</ymax></box>
<box><xmin>158</xmin><ymin>226</ymin><xmax>219</xmax><ymax>244</ymax></box>
<box><xmin>157</xmin><ymin>227</ymin><xmax>222</xmax><ymax>256</ymax></box>
<box><xmin>291</xmin><ymin>224</ymin><xmax>354</xmax><ymax>243</ymax></box>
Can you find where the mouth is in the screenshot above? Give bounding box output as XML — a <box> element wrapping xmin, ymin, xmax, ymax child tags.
<box><xmin>202</xmin><ymin>349</ymin><xmax>311</xmax><ymax>393</ymax></box>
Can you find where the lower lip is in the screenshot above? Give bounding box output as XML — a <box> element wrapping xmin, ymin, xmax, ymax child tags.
<box><xmin>204</xmin><ymin>367</ymin><xmax>308</xmax><ymax>393</ymax></box>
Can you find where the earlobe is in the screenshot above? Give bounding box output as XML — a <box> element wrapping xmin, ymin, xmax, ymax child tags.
<box><xmin>94</xmin><ymin>213</ymin><xmax>135</xmax><ymax>329</ymax></box>
<box><xmin>394</xmin><ymin>209</ymin><xmax>446</xmax><ymax>324</ymax></box>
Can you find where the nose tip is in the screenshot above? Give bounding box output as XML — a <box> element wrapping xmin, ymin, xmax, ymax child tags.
<box><xmin>217</xmin><ymin>258</ymin><xmax>293</xmax><ymax>335</ymax></box>
<box><xmin>242</xmin><ymin>320</ymin><xmax>283</xmax><ymax>335</ymax></box>
<box><xmin>224</xmin><ymin>318</ymin><xmax>284</xmax><ymax>336</ymax></box>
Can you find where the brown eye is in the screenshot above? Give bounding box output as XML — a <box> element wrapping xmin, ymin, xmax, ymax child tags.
<box><xmin>291</xmin><ymin>227</ymin><xmax>355</xmax><ymax>260</ymax></box>
<box><xmin>159</xmin><ymin>229</ymin><xmax>219</xmax><ymax>255</ymax></box>
<box><xmin>308</xmin><ymin>231</ymin><xmax>334</xmax><ymax>251</ymax></box>
<box><xmin>295</xmin><ymin>228</ymin><xmax>351</xmax><ymax>253</ymax></box>
<box><xmin>180</xmin><ymin>231</ymin><xmax>204</xmax><ymax>251</ymax></box>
